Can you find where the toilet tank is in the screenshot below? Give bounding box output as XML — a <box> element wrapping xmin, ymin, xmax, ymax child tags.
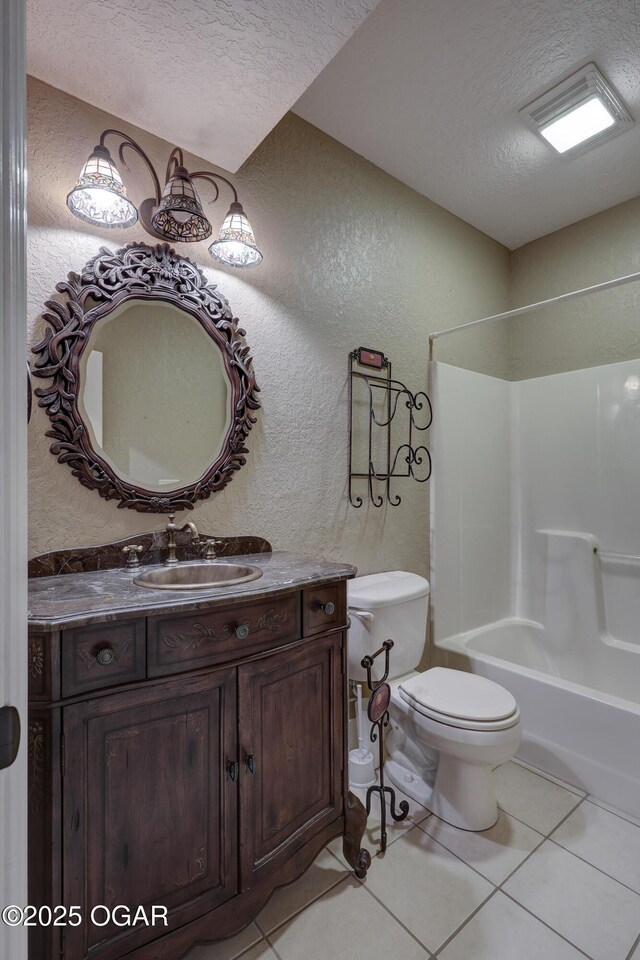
<box><xmin>347</xmin><ymin>571</ymin><xmax>430</xmax><ymax>682</ymax></box>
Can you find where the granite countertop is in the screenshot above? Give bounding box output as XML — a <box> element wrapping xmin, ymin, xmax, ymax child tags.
<box><xmin>28</xmin><ymin>551</ymin><xmax>357</xmax><ymax>630</ymax></box>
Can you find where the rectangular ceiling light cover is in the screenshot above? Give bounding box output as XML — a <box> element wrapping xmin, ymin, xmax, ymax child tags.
<box><xmin>520</xmin><ymin>63</ymin><xmax>633</xmax><ymax>157</ymax></box>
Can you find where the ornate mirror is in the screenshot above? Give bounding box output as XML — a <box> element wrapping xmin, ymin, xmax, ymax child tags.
<box><xmin>32</xmin><ymin>242</ymin><xmax>260</xmax><ymax>512</ymax></box>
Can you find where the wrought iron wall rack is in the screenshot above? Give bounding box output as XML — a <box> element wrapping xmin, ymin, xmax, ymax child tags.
<box><xmin>348</xmin><ymin>347</ymin><xmax>432</xmax><ymax>508</ymax></box>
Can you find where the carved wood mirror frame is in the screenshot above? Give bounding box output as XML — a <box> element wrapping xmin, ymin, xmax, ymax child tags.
<box><xmin>31</xmin><ymin>242</ymin><xmax>260</xmax><ymax>513</ymax></box>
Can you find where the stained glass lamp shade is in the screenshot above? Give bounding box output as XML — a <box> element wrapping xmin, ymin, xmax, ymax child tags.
<box><xmin>151</xmin><ymin>167</ymin><xmax>212</xmax><ymax>242</ymax></box>
<box><xmin>66</xmin><ymin>144</ymin><xmax>138</xmax><ymax>228</ymax></box>
<box><xmin>208</xmin><ymin>202</ymin><xmax>263</xmax><ymax>268</ymax></box>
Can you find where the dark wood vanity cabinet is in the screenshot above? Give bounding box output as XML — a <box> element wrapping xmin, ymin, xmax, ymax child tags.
<box><xmin>62</xmin><ymin>669</ymin><xmax>238</xmax><ymax>960</ymax></box>
<box><xmin>28</xmin><ymin>578</ymin><xmax>366</xmax><ymax>960</ymax></box>
<box><xmin>238</xmin><ymin>635</ymin><xmax>342</xmax><ymax>890</ymax></box>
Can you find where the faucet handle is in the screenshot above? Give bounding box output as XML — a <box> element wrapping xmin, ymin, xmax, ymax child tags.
<box><xmin>200</xmin><ymin>538</ymin><xmax>223</xmax><ymax>562</ymax></box>
<box><xmin>122</xmin><ymin>544</ymin><xmax>144</xmax><ymax>569</ymax></box>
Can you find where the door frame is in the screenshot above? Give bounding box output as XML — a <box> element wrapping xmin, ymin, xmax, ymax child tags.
<box><xmin>0</xmin><ymin>0</ymin><xmax>28</xmax><ymax>957</ymax></box>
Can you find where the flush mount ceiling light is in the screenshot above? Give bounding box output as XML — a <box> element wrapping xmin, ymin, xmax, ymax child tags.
<box><xmin>67</xmin><ymin>130</ymin><xmax>263</xmax><ymax>268</ymax></box>
<box><xmin>519</xmin><ymin>63</ymin><xmax>633</xmax><ymax>157</ymax></box>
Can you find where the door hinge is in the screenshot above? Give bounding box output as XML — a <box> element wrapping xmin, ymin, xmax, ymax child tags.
<box><xmin>60</xmin><ymin>733</ymin><xmax>65</xmax><ymax>778</ymax></box>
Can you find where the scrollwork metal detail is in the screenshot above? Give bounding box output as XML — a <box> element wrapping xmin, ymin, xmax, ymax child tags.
<box><xmin>31</xmin><ymin>242</ymin><xmax>261</xmax><ymax>512</ymax></box>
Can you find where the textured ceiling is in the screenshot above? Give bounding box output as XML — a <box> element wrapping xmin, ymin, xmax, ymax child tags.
<box><xmin>26</xmin><ymin>0</ymin><xmax>378</xmax><ymax>173</ymax></box>
<box><xmin>295</xmin><ymin>0</ymin><xmax>640</xmax><ymax>248</ymax></box>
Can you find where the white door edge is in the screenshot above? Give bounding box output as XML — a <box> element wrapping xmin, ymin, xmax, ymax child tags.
<box><xmin>0</xmin><ymin>0</ymin><xmax>28</xmax><ymax>956</ymax></box>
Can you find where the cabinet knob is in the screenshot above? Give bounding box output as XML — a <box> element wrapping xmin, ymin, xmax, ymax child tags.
<box><xmin>246</xmin><ymin>754</ymin><xmax>256</xmax><ymax>775</ymax></box>
<box><xmin>95</xmin><ymin>646</ymin><xmax>117</xmax><ymax>666</ymax></box>
<box><xmin>234</xmin><ymin>623</ymin><xmax>250</xmax><ymax>641</ymax></box>
<box><xmin>320</xmin><ymin>601</ymin><xmax>335</xmax><ymax>616</ymax></box>
<box><xmin>226</xmin><ymin>760</ymin><xmax>238</xmax><ymax>782</ymax></box>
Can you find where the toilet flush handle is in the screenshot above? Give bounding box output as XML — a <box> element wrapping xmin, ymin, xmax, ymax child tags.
<box><xmin>349</xmin><ymin>609</ymin><xmax>374</xmax><ymax>623</ymax></box>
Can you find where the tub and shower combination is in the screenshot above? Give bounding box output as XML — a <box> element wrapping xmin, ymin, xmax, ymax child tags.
<box><xmin>429</xmin><ymin>312</ymin><xmax>640</xmax><ymax>819</ymax></box>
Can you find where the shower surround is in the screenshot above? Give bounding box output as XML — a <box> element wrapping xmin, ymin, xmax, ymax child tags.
<box><xmin>430</xmin><ymin>359</ymin><xmax>640</xmax><ymax>818</ymax></box>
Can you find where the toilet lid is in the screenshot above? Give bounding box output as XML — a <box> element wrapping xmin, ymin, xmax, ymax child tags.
<box><xmin>399</xmin><ymin>668</ymin><xmax>517</xmax><ymax>723</ymax></box>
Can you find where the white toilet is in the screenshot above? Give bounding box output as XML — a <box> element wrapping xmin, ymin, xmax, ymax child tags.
<box><xmin>348</xmin><ymin>571</ymin><xmax>521</xmax><ymax>831</ymax></box>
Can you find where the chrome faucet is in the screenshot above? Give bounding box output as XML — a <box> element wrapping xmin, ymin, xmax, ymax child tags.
<box><xmin>164</xmin><ymin>513</ymin><xmax>199</xmax><ymax>566</ymax></box>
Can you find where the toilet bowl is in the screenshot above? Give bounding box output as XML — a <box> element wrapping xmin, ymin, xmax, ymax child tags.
<box><xmin>348</xmin><ymin>572</ymin><xmax>521</xmax><ymax>832</ymax></box>
<box><xmin>387</xmin><ymin>669</ymin><xmax>520</xmax><ymax>830</ymax></box>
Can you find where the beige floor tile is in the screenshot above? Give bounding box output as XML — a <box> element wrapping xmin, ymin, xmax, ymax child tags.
<box><xmin>420</xmin><ymin>808</ymin><xmax>543</xmax><ymax>885</ymax></box>
<box><xmin>268</xmin><ymin>875</ymin><xmax>427</xmax><ymax>960</ymax></box>
<box><xmin>551</xmin><ymin>800</ymin><xmax>640</xmax><ymax>894</ymax></box>
<box><xmin>184</xmin><ymin>922</ymin><xmax>262</xmax><ymax>960</ymax></box>
<box><xmin>503</xmin><ymin>840</ymin><xmax>640</xmax><ymax>960</ymax></box>
<box><xmin>255</xmin><ymin>849</ymin><xmax>346</xmax><ymax>934</ymax></box>
<box><xmin>363</xmin><ymin>824</ymin><xmax>494</xmax><ymax>953</ymax></box>
<box><xmin>493</xmin><ymin>761</ymin><xmax>583</xmax><ymax>834</ymax></box>
<box><xmin>512</xmin><ymin>758</ymin><xmax>586</xmax><ymax>796</ymax></box>
<box><xmin>438</xmin><ymin>891</ymin><xmax>587</xmax><ymax>960</ymax></box>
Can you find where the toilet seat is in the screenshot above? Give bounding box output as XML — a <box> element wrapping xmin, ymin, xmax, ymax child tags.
<box><xmin>398</xmin><ymin>668</ymin><xmax>520</xmax><ymax>732</ymax></box>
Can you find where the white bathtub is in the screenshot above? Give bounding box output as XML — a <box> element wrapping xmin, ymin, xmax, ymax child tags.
<box><xmin>435</xmin><ymin>616</ymin><xmax>640</xmax><ymax>820</ymax></box>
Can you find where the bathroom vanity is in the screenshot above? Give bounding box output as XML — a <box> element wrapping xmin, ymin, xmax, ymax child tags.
<box><xmin>27</xmin><ymin>539</ymin><xmax>369</xmax><ymax>960</ymax></box>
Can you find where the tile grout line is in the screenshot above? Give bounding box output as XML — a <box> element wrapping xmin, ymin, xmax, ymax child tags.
<box><xmin>511</xmin><ymin>757</ymin><xmax>587</xmax><ymax>797</ymax></box>
<box><xmin>412</xmin><ymin>819</ymin><xmax>500</xmax><ymax>884</ymax></box>
<box><xmin>540</xmin><ymin>794</ymin><xmax>640</xmax><ymax>898</ymax></box>
<box><xmin>427</xmin><ymin>795</ymin><xmax>599</xmax><ymax>959</ymax></box>
<box><xmin>262</xmin><ymin>930</ymin><xmax>286</xmax><ymax>960</ymax></box>
<box><xmin>498</xmin><ymin>888</ymin><xmax>597</xmax><ymax>960</ymax></box>
<box><xmin>585</xmin><ymin>796</ymin><xmax>640</xmax><ymax>830</ymax></box>
<box><xmin>546</xmin><ymin>835</ymin><xmax>640</xmax><ymax>897</ymax></box>
<box><xmin>543</xmin><ymin>795</ymin><xmax>588</xmax><ymax>840</ymax></box>
<box><xmin>254</xmin><ymin>870</ymin><xmax>348</xmax><ymax>940</ymax></box>
<box><xmin>491</xmin><ymin>795</ymin><xmax>634</xmax><ymax>960</ymax></box>
<box><xmin>512</xmin><ymin>757</ymin><xmax>640</xmax><ymax>830</ymax></box>
<box><xmin>324</xmin><ymin>868</ymin><xmax>435</xmax><ymax>960</ymax></box>
<box><xmin>494</xmin><ymin>795</ymin><xmax>588</xmax><ymax>890</ymax></box>
<box><xmin>412</xmin><ymin>815</ymin><xmax>537</xmax><ymax>890</ymax></box>
<box><xmin>349</xmin><ymin>872</ymin><xmax>438</xmax><ymax>957</ymax></box>
<box><xmin>623</xmin><ymin>931</ymin><xmax>640</xmax><ymax>960</ymax></box>
<box><xmin>431</xmin><ymin>887</ymin><xmax>502</xmax><ymax>957</ymax></box>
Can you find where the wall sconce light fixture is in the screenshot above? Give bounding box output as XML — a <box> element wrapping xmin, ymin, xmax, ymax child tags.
<box><xmin>66</xmin><ymin>129</ymin><xmax>263</xmax><ymax>268</ymax></box>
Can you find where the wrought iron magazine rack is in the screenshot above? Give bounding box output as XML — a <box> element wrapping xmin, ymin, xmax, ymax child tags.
<box><xmin>361</xmin><ymin>639</ymin><xmax>410</xmax><ymax>853</ymax></box>
<box><xmin>348</xmin><ymin>347</ymin><xmax>432</xmax><ymax>508</ymax></box>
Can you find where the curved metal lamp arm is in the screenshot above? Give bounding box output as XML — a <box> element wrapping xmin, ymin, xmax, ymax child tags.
<box><xmin>165</xmin><ymin>146</ymin><xmax>184</xmax><ymax>183</ymax></box>
<box><xmin>98</xmin><ymin>128</ymin><xmax>162</xmax><ymax>204</ymax></box>
<box><xmin>191</xmin><ymin>170</ymin><xmax>239</xmax><ymax>204</ymax></box>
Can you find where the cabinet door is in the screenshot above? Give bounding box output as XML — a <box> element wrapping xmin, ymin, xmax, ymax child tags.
<box><xmin>238</xmin><ymin>634</ymin><xmax>343</xmax><ymax>889</ymax></box>
<box><xmin>63</xmin><ymin>670</ymin><xmax>237</xmax><ymax>960</ymax></box>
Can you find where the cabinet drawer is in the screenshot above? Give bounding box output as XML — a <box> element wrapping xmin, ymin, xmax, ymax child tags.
<box><xmin>148</xmin><ymin>594</ymin><xmax>301</xmax><ymax>676</ymax></box>
<box><xmin>61</xmin><ymin>619</ymin><xmax>146</xmax><ymax>697</ymax></box>
<box><xmin>302</xmin><ymin>583</ymin><xmax>346</xmax><ymax>636</ymax></box>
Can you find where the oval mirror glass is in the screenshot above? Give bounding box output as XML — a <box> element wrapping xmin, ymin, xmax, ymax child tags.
<box><xmin>78</xmin><ymin>299</ymin><xmax>232</xmax><ymax>492</ymax></box>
